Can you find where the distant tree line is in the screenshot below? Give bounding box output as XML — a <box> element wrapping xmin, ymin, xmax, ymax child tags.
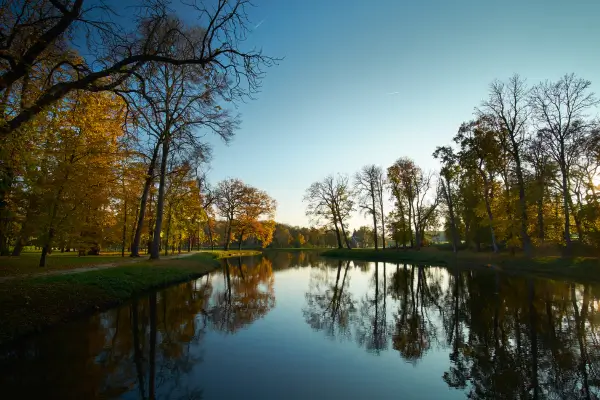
<box><xmin>305</xmin><ymin>73</ymin><xmax>600</xmax><ymax>255</ymax></box>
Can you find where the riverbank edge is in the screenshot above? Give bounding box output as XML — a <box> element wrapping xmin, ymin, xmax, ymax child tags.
<box><xmin>320</xmin><ymin>248</ymin><xmax>600</xmax><ymax>282</ymax></box>
<box><xmin>0</xmin><ymin>250</ymin><xmax>261</xmax><ymax>346</ymax></box>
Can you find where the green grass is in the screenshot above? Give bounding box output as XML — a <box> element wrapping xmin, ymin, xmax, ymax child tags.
<box><xmin>263</xmin><ymin>247</ymin><xmax>330</xmax><ymax>252</ymax></box>
<box><xmin>321</xmin><ymin>248</ymin><xmax>600</xmax><ymax>282</ymax></box>
<box><xmin>0</xmin><ymin>250</ymin><xmax>260</xmax><ymax>345</ymax></box>
<box><xmin>0</xmin><ymin>249</ymin><xmax>262</xmax><ymax>278</ymax></box>
<box><xmin>0</xmin><ymin>253</ymin><xmax>132</xmax><ymax>277</ymax></box>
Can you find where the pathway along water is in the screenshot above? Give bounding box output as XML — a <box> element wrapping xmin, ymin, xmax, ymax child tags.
<box><xmin>1</xmin><ymin>251</ymin><xmax>598</xmax><ymax>399</ymax></box>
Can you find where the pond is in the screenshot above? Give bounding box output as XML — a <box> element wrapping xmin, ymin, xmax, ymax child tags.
<box><xmin>1</xmin><ymin>251</ymin><xmax>599</xmax><ymax>399</ymax></box>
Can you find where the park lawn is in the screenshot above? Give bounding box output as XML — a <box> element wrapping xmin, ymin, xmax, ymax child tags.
<box><xmin>263</xmin><ymin>248</ymin><xmax>329</xmax><ymax>252</ymax></box>
<box><xmin>0</xmin><ymin>252</ymin><xmax>132</xmax><ymax>277</ymax></box>
<box><xmin>0</xmin><ymin>250</ymin><xmax>260</xmax><ymax>345</ymax></box>
<box><xmin>321</xmin><ymin>248</ymin><xmax>600</xmax><ymax>283</ymax></box>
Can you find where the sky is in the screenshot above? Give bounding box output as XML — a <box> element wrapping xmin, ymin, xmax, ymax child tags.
<box><xmin>200</xmin><ymin>0</ymin><xmax>600</xmax><ymax>229</ymax></box>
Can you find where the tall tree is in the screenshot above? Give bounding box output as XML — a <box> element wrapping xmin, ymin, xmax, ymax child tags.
<box><xmin>480</xmin><ymin>75</ymin><xmax>533</xmax><ymax>256</ymax></box>
<box><xmin>214</xmin><ymin>178</ymin><xmax>247</xmax><ymax>250</ymax></box>
<box><xmin>375</xmin><ymin>168</ymin><xmax>387</xmax><ymax>249</ymax></box>
<box><xmin>388</xmin><ymin>158</ymin><xmax>438</xmax><ymax>249</ymax></box>
<box><xmin>433</xmin><ymin>146</ymin><xmax>460</xmax><ymax>253</ymax></box>
<box><xmin>388</xmin><ymin>158</ymin><xmax>417</xmax><ymax>248</ymax></box>
<box><xmin>455</xmin><ymin>118</ymin><xmax>503</xmax><ymax>252</ymax></box>
<box><xmin>355</xmin><ymin>165</ymin><xmax>382</xmax><ymax>250</ymax></box>
<box><xmin>232</xmin><ymin>187</ymin><xmax>276</xmax><ymax>250</ymax></box>
<box><xmin>529</xmin><ymin>73</ymin><xmax>598</xmax><ymax>253</ymax></box>
<box><xmin>304</xmin><ymin>174</ymin><xmax>354</xmax><ymax>249</ymax></box>
<box><xmin>123</xmin><ymin>46</ymin><xmax>235</xmax><ymax>259</ymax></box>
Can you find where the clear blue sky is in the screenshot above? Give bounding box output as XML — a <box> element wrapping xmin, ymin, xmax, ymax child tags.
<box><xmin>203</xmin><ymin>0</ymin><xmax>600</xmax><ymax>228</ymax></box>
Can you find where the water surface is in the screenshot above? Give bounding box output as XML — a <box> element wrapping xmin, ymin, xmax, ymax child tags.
<box><xmin>1</xmin><ymin>251</ymin><xmax>599</xmax><ymax>399</ymax></box>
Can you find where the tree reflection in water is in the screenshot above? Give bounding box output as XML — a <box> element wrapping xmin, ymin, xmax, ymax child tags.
<box><xmin>303</xmin><ymin>260</ymin><xmax>356</xmax><ymax>340</ymax></box>
<box><xmin>3</xmin><ymin>253</ymin><xmax>600</xmax><ymax>399</ymax></box>
<box><xmin>302</xmin><ymin>259</ymin><xmax>600</xmax><ymax>399</ymax></box>
<box><xmin>0</xmin><ymin>256</ymin><xmax>275</xmax><ymax>399</ymax></box>
<box><xmin>355</xmin><ymin>262</ymin><xmax>388</xmax><ymax>353</ymax></box>
<box><xmin>208</xmin><ymin>257</ymin><xmax>275</xmax><ymax>333</ymax></box>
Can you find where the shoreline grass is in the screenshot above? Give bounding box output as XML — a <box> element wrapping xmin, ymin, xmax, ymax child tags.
<box><xmin>263</xmin><ymin>247</ymin><xmax>329</xmax><ymax>252</ymax></box>
<box><xmin>0</xmin><ymin>250</ymin><xmax>260</xmax><ymax>346</ymax></box>
<box><xmin>320</xmin><ymin>248</ymin><xmax>600</xmax><ymax>282</ymax></box>
<box><xmin>0</xmin><ymin>253</ymin><xmax>135</xmax><ymax>277</ymax></box>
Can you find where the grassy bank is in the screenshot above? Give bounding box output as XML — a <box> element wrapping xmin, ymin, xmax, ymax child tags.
<box><xmin>0</xmin><ymin>253</ymin><xmax>133</xmax><ymax>277</ymax></box>
<box><xmin>321</xmin><ymin>248</ymin><xmax>600</xmax><ymax>282</ymax></box>
<box><xmin>263</xmin><ymin>248</ymin><xmax>329</xmax><ymax>252</ymax></box>
<box><xmin>0</xmin><ymin>250</ymin><xmax>260</xmax><ymax>345</ymax></box>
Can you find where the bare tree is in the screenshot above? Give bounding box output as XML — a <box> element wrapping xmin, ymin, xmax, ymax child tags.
<box><xmin>374</xmin><ymin>168</ymin><xmax>387</xmax><ymax>249</ymax></box>
<box><xmin>0</xmin><ymin>0</ymin><xmax>275</xmax><ymax>137</ymax></box>
<box><xmin>411</xmin><ymin>169</ymin><xmax>439</xmax><ymax>250</ymax></box>
<box><xmin>355</xmin><ymin>165</ymin><xmax>382</xmax><ymax>250</ymax></box>
<box><xmin>304</xmin><ymin>174</ymin><xmax>354</xmax><ymax>249</ymax></box>
<box><xmin>529</xmin><ymin>73</ymin><xmax>599</xmax><ymax>253</ymax></box>
<box><xmin>480</xmin><ymin>74</ymin><xmax>533</xmax><ymax>256</ymax></box>
<box><xmin>124</xmin><ymin>58</ymin><xmax>235</xmax><ymax>259</ymax></box>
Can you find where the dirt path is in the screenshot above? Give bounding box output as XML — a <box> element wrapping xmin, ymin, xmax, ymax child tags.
<box><xmin>0</xmin><ymin>252</ymin><xmax>198</xmax><ymax>282</ymax></box>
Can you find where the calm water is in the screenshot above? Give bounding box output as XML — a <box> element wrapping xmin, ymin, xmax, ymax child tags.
<box><xmin>1</xmin><ymin>252</ymin><xmax>599</xmax><ymax>399</ymax></box>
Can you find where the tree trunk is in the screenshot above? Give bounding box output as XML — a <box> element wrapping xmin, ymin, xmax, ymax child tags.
<box><xmin>224</xmin><ymin>218</ymin><xmax>232</xmax><ymax>250</ymax></box>
<box><xmin>164</xmin><ymin>204</ymin><xmax>172</xmax><ymax>257</ymax></box>
<box><xmin>378</xmin><ymin>182</ymin><xmax>386</xmax><ymax>250</ymax></box>
<box><xmin>339</xmin><ymin>219</ymin><xmax>351</xmax><ymax>249</ymax></box>
<box><xmin>0</xmin><ymin>168</ymin><xmax>14</xmax><ymax>256</ymax></box>
<box><xmin>197</xmin><ymin>221</ymin><xmax>201</xmax><ymax>251</ymax></box>
<box><xmin>561</xmin><ymin>165</ymin><xmax>572</xmax><ymax>254</ymax></box>
<box><xmin>512</xmin><ymin>143</ymin><xmax>532</xmax><ymax>256</ymax></box>
<box><xmin>443</xmin><ymin>177</ymin><xmax>459</xmax><ymax>253</ymax></box>
<box><xmin>537</xmin><ymin>196</ymin><xmax>544</xmax><ymax>242</ymax></box>
<box><xmin>206</xmin><ymin>219</ymin><xmax>215</xmax><ymax>250</ymax></box>
<box><xmin>150</xmin><ymin>139</ymin><xmax>169</xmax><ymax>260</ymax></box>
<box><xmin>121</xmin><ymin>197</ymin><xmax>127</xmax><ymax>257</ymax></box>
<box><xmin>407</xmin><ymin>202</ymin><xmax>414</xmax><ymax>248</ymax></box>
<box><xmin>371</xmin><ymin>185</ymin><xmax>379</xmax><ymax>250</ymax></box>
<box><xmin>380</xmin><ymin>202</ymin><xmax>386</xmax><ymax>250</ymax></box>
<box><xmin>39</xmin><ymin>191</ymin><xmax>62</xmax><ymax>267</ymax></box>
<box><xmin>481</xmin><ymin>173</ymin><xmax>499</xmax><ymax>253</ymax></box>
<box><xmin>413</xmin><ymin>208</ymin><xmax>421</xmax><ymax>250</ymax></box>
<box><xmin>39</xmin><ymin>227</ymin><xmax>55</xmax><ymax>267</ymax></box>
<box><xmin>333</xmin><ymin>219</ymin><xmax>343</xmax><ymax>249</ymax></box>
<box><xmin>130</xmin><ymin>143</ymin><xmax>160</xmax><ymax>257</ymax></box>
